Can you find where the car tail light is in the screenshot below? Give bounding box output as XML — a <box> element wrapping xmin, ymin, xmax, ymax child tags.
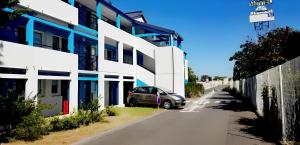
<box><xmin>128</xmin><ymin>91</ymin><xmax>133</xmax><ymax>96</ymax></box>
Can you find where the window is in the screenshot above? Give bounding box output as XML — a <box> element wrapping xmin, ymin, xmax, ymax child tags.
<box><xmin>52</xmin><ymin>36</ymin><xmax>60</xmax><ymax>50</ymax></box>
<box><xmin>144</xmin><ymin>87</ymin><xmax>157</xmax><ymax>94</ymax></box>
<box><xmin>104</xmin><ymin>40</ymin><xmax>118</xmax><ymax>62</ymax></box>
<box><xmin>38</xmin><ymin>80</ymin><xmax>43</xmax><ymax>95</ymax></box>
<box><xmin>61</xmin><ymin>38</ymin><xmax>68</xmax><ymax>52</ymax></box>
<box><xmin>123</xmin><ymin>49</ymin><xmax>133</xmax><ymax>65</ymax></box>
<box><xmin>86</xmin><ymin>10</ymin><xmax>97</xmax><ymax>30</ymax></box>
<box><xmin>133</xmin><ymin>87</ymin><xmax>146</xmax><ymax>94</ymax></box>
<box><xmin>105</xmin><ymin>49</ymin><xmax>114</xmax><ymax>61</ymax></box>
<box><xmin>17</xmin><ymin>27</ymin><xmax>26</xmax><ymax>44</ymax></box>
<box><xmin>137</xmin><ymin>51</ymin><xmax>144</xmax><ymax>66</ymax></box>
<box><xmin>104</xmin><ymin>46</ymin><xmax>118</xmax><ymax>62</ymax></box>
<box><xmin>34</xmin><ymin>32</ymin><xmax>42</xmax><ymax>47</ymax></box>
<box><xmin>51</xmin><ymin>80</ymin><xmax>58</xmax><ymax>94</ymax></box>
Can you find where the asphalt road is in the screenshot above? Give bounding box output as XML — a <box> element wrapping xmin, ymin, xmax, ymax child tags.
<box><xmin>74</xmin><ymin>88</ymin><xmax>275</xmax><ymax>145</ymax></box>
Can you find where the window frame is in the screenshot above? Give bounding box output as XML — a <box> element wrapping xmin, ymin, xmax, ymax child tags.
<box><xmin>51</xmin><ymin>80</ymin><xmax>59</xmax><ymax>95</ymax></box>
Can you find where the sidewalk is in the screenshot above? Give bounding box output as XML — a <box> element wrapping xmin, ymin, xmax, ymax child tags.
<box><xmin>206</xmin><ymin>91</ymin><xmax>277</xmax><ymax>145</ymax></box>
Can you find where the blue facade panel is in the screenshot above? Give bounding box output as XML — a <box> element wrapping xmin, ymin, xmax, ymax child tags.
<box><xmin>136</xmin><ymin>79</ymin><xmax>148</xmax><ymax>87</ymax></box>
<box><xmin>185</xmin><ymin>80</ymin><xmax>189</xmax><ymax>85</ymax></box>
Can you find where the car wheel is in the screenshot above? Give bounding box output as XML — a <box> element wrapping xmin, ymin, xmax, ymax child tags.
<box><xmin>163</xmin><ymin>100</ymin><xmax>172</xmax><ymax>109</ymax></box>
<box><xmin>129</xmin><ymin>99</ymin><xmax>137</xmax><ymax>107</ymax></box>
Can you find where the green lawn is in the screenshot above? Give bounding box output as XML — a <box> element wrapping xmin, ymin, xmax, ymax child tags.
<box><xmin>7</xmin><ymin>107</ymin><xmax>162</xmax><ymax>145</ymax></box>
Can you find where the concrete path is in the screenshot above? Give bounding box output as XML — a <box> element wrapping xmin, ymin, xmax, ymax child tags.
<box><xmin>74</xmin><ymin>89</ymin><xmax>275</xmax><ymax>145</ymax></box>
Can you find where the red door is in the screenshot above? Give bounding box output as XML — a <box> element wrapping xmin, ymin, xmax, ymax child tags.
<box><xmin>63</xmin><ymin>100</ymin><xmax>69</xmax><ymax>115</ymax></box>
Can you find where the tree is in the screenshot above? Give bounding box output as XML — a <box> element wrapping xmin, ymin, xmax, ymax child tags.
<box><xmin>230</xmin><ymin>27</ymin><xmax>300</xmax><ymax>80</ymax></box>
<box><xmin>200</xmin><ymin>75</ymin><xmax>212</xmax><ymax>82</ymax></box>
<box><xmin>185</xmin><ymin>67</ymin><xmax>204</xmax><ymax>98</ymax></box>
<box><xmin>213</xmin><ymin>76</ymin><xmax>226</xmax><ymax>81</ymax></box>
<box><xmin>188</xmin><ymin>67</ymin><xmax>198</xmax><ymax>83</ymax></box>
<box><xmin>0</xmin><ymin>0</ymin><xmax>25</xmax><ymax>26</ymax></box>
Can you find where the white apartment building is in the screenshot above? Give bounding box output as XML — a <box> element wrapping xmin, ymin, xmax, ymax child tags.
<box><xmin>0</xmin><ymin>0</ymin><xmax>188</xmax><ymax>116</ymax></box>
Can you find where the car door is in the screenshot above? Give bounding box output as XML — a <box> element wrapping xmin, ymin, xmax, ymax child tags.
<box><xmin>143</xmin><ymin>87</ymin><xmax>157</xmax><ymax>105</ymax></box>
<box><xmin>132</xmin><ymin>87</ymin><xmax>147</xmax><ymax>104</ymax></box>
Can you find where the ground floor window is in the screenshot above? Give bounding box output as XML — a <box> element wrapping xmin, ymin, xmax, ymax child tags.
<box><xmin>0</xmin><ymin>79</ymin><xmax>26</xmax><ymax>97</ymax></box>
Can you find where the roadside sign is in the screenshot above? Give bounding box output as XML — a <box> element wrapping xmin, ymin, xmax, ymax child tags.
<box><xmin>157</xmin><ymin>92</ymin><xmax>161</xmax><ymax>109</ymax></box>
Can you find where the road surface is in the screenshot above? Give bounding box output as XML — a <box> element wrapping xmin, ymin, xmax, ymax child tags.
<box><xmin>74</xmin><ymin>88</ymin><xmax>275</xmax><ymax>145</ymax></box>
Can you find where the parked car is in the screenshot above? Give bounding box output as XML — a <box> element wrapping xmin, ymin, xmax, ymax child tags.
<box><xmin>127</xmin><ymin>86</ymin><xmax>186</xmax><ymax>109</ymax></box>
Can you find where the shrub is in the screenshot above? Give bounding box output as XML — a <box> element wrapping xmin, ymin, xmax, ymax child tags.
<box><xmin>62</xmin><ymin>116</ymin><xmax>80</xmax><ymax>130</ymax></box>
<box><xmin>49</xmin><ymin>108</ymin><xmax>104</xmax><ymax>132</ymax></box>
<box><xmin>13</xmin><ymin>111</ymin><xmax>48</xmax><ymax>141</ymax></box>
<box><xmin>49</xmin><ymin>117</ymin><xmax>64</xmax><ymax>131</ymax></box>
<box><xmin>185</xmin><ymin>83</ymin><xmax>204</xmax><ymax>98</ymax></box>
<box><xmin>105</xmin><ymin>106</ymin><xmax>119</xmax><ymax>116</ymax></box>
<box><xmin>0</xmin><ymin>91</ymin><xmax>48</xmax><ymax>141</ymax></box>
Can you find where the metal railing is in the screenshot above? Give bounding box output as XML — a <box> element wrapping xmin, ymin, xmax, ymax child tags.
<box><xmin>34</xmin><ymin>43</ymin><xmax>69</xmax><ymax>52</ymax></box>
<box><xmin>77</xmin><ymin>53</ymin><xmax>98</xmax><ymax>71</ymax></box>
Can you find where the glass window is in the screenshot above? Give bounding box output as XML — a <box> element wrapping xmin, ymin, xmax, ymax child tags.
<box><xmin>17</xmin><ymin>27</ymin><xmax>26</xmax><ymax>44</ymax></box>
<box><xmin>123</xmin><ymin>49</ymin><xmax>133</xmax><ymax>65</ymax></box>
<box><xmin>133</xmin><ymin>87</ymin><xmax>146</xmax><ymax>94</ymax></box>
<box><xmin>144</xmin><ymin>87</ymin><xmax>157</xmax><ymax>94</ymax></box>
<box><xmin>34</xmin><ymin>32</ymin><xmax>42</xmax><ymax>47</ymax></box>
<box><xmin>104</xmin><ymin>44</ymin><xmax>118</xmax><ymax>62</ymax></box>
<box><xmin>52</xmin><ymin>36</ymin><xmax>60</xmax><ymax>50</ymax></box>
<box><xmin>61</xmin><ymin>38</ymin><xmax>68</xmax><ymax>52</ymax></box>
<box><xmin>51</xmin><ymin>80</ymin><xmax>58</xmax><ymax>94</ymax></box>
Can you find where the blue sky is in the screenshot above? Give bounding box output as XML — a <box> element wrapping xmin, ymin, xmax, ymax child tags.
<box><xmin>113</xmin><ymin>0</ymin><xmax>300</xmax><ymax>77</ymax></box>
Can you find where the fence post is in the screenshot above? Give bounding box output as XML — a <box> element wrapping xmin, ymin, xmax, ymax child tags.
<box><xmin>279</xmin><ymin>65</ymin><xmax>286</xmax><ymax>140</ymax></box>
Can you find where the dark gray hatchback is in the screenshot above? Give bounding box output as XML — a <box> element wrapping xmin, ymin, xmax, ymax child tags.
<box><xmin>127</xmin><ymin>86</ymin><xmax>186</xmax><ymax>109</ymax></box>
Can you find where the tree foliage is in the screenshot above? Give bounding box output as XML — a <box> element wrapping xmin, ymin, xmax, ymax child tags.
<box><xmin>200</xmin><ymin>75</ymin><xmax>212</xmax><ymax>82</ymax></box>
<box><xmin>213</xmin><ymin>76</ymin><xmax>226</xmax><ymax>81</ymax></box>
<box><xmin>230</xmin><ymin>27</ymin><xmax>300</xmax><ymax>80</ymax></box>
<box><xmin>188</xmin><ymin>67</ymin><xmax>198</xmax><ymax>83</ymax></box>
<box><xmin>185</xmin><ymin>67</ymin><xmax>204</xmax><ymax>98</ymax></box>
<box><xmin>0</xmin><ymin>92</ymin><xmax>47</xmax><ymax>142</ymax></box>
<box><xmin>0</xmin><ymin>0</ymin><xmax>25</xmax><ymax>26</ymax></box>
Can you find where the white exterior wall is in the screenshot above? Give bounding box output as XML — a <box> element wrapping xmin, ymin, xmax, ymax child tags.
<box><xmin>184</xmin><ymin>60</ymin><xmax>189</xmax><ymax>81</ymax></box>
<box><xmin>19</xmin><ymin>0</ymin><xmax>78</xmax><ymax>25</ymax></box>
<box><xmin>0</xmin><ymin>41</ymin><xmax>78</xmax><ymax>113</ymax></box>
<box><xmin>155</xmin><ymin>46</ymin><xmax>185</xmax><ymax>97</ymax></box>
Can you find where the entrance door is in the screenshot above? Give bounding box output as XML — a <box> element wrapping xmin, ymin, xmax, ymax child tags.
<box><xmin>61</xmin><ymin>80</ymin><xmax>69</xmax><ymax>115</ymax></box>
<box><xmin>123</xmin><ymin>82</ymin><xmax>134</xmax><ymax>104</ymax></box>
<box><xmin>109</xmin><ymin>81</ymin><xmax>119</xmax><ymax>105</ymax></box>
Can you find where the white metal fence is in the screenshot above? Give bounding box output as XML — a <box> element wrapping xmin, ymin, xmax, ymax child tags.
<box><xmin>229</xmin><ymin>56</ymin><xmax>300</xmax><ymax>141</ymax></box>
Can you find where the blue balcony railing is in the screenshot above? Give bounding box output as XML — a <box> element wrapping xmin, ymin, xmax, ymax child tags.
<box><xmin>77</xmin><ymin>53</ymin><xmax>98</xmax><ymax>71</ymax></box>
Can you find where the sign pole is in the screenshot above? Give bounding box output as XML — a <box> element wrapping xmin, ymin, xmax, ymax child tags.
<box><xmin>157</xmin><ymin>91</ymin><xmax>161</xmax><ymax>110</ymax></box>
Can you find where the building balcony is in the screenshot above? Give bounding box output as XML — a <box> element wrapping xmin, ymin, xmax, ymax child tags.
<box><xmin>0</xmin><ymin>41</ymin><xmax>78</xmax><ymax>72</ymax></box>
<box><xmin>78</xmin><ymin>54</ymin><xmax>98</xmax><ymax>71</ymax></box>
<box><xmin>19</xmin><ymin>0</ymin><xmax>78</xmax><ymax>25</ymax></box>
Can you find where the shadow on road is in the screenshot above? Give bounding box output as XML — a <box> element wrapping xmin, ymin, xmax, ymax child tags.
<box><xmin>238</xmin><ymin>118</ymin><xmax>278</xmax><ymax>144</ymax></box>
<box><xmin>207</xmin><ymin>98</ymin><xmax>254</xmax><ymax>112</ymax></box>
<box><xmin>207</xmin><ymin>92</ymin><xmax>278</xmax><ymax>144</ymax></box>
